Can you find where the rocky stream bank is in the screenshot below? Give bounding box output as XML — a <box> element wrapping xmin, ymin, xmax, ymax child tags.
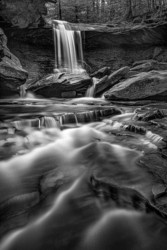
<box><xmin>1</xmin><ymin>19</ymin><xmax>167</xmax><ymax>250</ymax></box>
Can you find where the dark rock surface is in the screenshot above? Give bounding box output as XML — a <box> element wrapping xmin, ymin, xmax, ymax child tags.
<box><xmin>0</xmin><ymin>28</ymin><xmax>28</xmax><ymax>97</ymax></box>
<box><xmin>90</xmin><ymin>66</ymin><xmax>111</xmax><ymax>78</ymax></box>
<box><xmin>130</xmin><ymin>60</ymin><xmax>167</xmax><ymax>73</ymax></box>
<box><xmin>85</xmin><ymin>46</ymin><xmax>167</xmax><ymax>73</ymax></box>
<box><xmin>7</xmin><ymin>40</ymin><xmax>54</xmax><ymax>86</ymax></box>
<box><xmin>104</xmin><ymin>70</ymin><xmax>167</xmax><ymax>101</ymax></box>
<box><xmin>94</xmin><ymin>66</ymin><xmax>130</xmax><ymax>96</ymax></box>
<box><xmin>0</xmin><ymin>0</ymin><xmax>46</xmax><ymax>28</ymax></box>
<box><xmin>27</xmin><ymin>72</ymin><xmax>92</xmax><ymax>98</ymax></box>
<box><xmin>135</xmin><ymin>109</ymin><xmax>165</xmax><ymax>122</ymax></box>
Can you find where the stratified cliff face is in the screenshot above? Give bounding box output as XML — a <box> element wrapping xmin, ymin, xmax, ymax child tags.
<box><xmin>0</xmin><ymin>0</ymin><xmax>46</xmax><ymax>28</ymax></box>
<box><xmin>4</xmin><ymin>21</ymin><xmax>167</xmax><ymax>77</ymax></box>
<box><xmin>0</xmin><ymin>28</ymin><xmax>28</xmax><ymax>97</ymax></box>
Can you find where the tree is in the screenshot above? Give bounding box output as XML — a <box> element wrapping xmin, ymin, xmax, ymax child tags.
<box><xmin>47</xmin><ymin>0</ymin><xmax>167</xmax><ymax>24</ymax></box>
<box><xmin>58</xmin><ymin>0</ymin><xmax>62</xmax><ymax>19</ymax></box>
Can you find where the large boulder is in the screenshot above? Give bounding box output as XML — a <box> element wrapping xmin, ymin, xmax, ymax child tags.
<box><xmin>0</xmin><ymin>28</ymin><xmax>28</xmax><ymax>97</ymax></box>
<box><xmin>27</xmin><ymin>72</ymin><xmax>92</xmax><ymax>98</ymax></box>
<box><xmin>104</xmin><ymin>70</ymin><xmax>167</xmax><ymax>101</ymax></box>
<box><xmin>94</xmin><ymin>66</ymin><xmax>130</xmax><ymax>96</ymax></box>
<box><xmin>130</xmin><ymin>60</ymin><xmax>167</xmax><ymax>73</ymax></box>
<box><xmin>0</xmin><ymin>0</ymin><xmax>46</xmax><ymax>28</ymax></box>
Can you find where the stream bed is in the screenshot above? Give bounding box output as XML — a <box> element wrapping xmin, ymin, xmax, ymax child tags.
<box><xmin>0</xmin><ymin>96</ymin><xmax>167</xmax><ymax>249</ymax></box>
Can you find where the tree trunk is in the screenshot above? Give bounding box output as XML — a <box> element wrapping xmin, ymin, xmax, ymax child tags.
<box><xmin>59</xmin><ymin>0</ymin><xmax>62</xmax><ymax>20</ymax></box>
<box><xmin>75</xmin><ymin>5</ymin><xmax>79</xmax><ymax>22</ymax></box>
<box><xmin>125</xmin><ymin>0</ymin><xmax>133</xmax><ymax>19</ymax></box>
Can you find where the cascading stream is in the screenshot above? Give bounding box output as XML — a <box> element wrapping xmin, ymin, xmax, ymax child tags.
<box><xmin>1</xmin><ymin>14</ymin><xmax>167</xmax><ymax>250</ymax></box>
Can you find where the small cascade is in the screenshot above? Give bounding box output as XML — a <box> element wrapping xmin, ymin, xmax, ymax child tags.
<box><xmin>146</xmin><ymin>131</ymin><xmax>163</xmax><ymax>144</ymax></box>
<box><xmin>86</xmin><ymin>77</ymin><xmax>98</xmax><ymax>97</ymax></box>
<box><xmin>40</xmin><ymin>116</ymin><xmax>60</xmax><ymax>128</ymax></box>
<box><xmin>12</xmin><ymin>119</ymin><xmax>40</xmax><ymax>130</ymax></box>
<box><xmin>53</xmin><ymin>20</ymin><xmax>84</xmax><ymax>74</ymax></box>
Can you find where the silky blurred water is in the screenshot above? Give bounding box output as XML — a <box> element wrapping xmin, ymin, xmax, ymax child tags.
<box><xmin>0</xmin><ymin>95</ymin><xmax>167</xmax><ymax>250</ymax></box>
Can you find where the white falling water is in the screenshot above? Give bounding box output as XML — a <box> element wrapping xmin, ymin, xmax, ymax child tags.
<box><xmin>53</xmin><ymin>20</ymin><xmax>84</xmax><ymax>74</ymax></box>
<box><xmin>86</xmin><ymin>77</ymin><xmax>99</xmax><ymax>97</ymax></box>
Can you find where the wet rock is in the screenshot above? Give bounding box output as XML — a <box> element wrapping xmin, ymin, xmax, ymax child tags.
<box><xmin>107</xmin><ymin>66</ymin><xmax>130</xmax><ymax>84</ymax></box>
<box><xmin>156</xmin><ymin>195</ymin><xmax>167</xmax><ymax>208</ymax></box>
<box><xmin>127</xmin><ymin>70</ymin><xmax>139</xmax><ymax>78</ymax></box>
<box><xmin>0</xmin><ymin>192</ymin><xmax>40</xmax><ymax>220</ymax></box>
<box><xmin>40</xmin><ymin>170</ymin><xmax>64</xmax><ymax>196</ymax></box>
<box><xmin>61</xmin><ymin>91</ymin><xmax>77</xmax><ymax>98</ymax></box>
<box><xmin>124</xmin><ymin>124</ymin><xmax>146</xmax><ymax>135</ymax></box>
<box><xmin>90</xmin><ymin>67</ymin><xmax>111</xmax><ymax>78</ymax></box>
<box><xmin>27</xmin><ymin>72</ymin><xmax>92</xmax><ymax>98</ymax></box>
<box><xmin>94</xmin><ymin>66</ymin><xmax>130</xmax><ymax>96</ymax></box>
<box><xmin>0</xmin><ymin>28</ymin><xmax>28</xmax><ymax>97</ymax></box>
<box><xmin>104</xmin><ymin>70</ymin><xmax>167</xmax><ymax>101</ymax></box>
<box><xmin>90</xmin><ymin>175</ymin><xmax>167</xmax><ymax>219</ymax></box>
<box><xmin>94</xmin><ymin>75</ymin><xmax>109</xmax><ymax>96</ymax></box>
<box><xmin>153</xmin><ymin>47</ymin><xmax>164</xmax><ymax>59</ymax></box>
<box><xmin>61</xmin><ymin>108</ymin><xmax>121</xmax><ymax>124</ymax></box>
<box><xmin>152</xmin><ymin>184</ymin><xmax>166</xmax><ymax>199</ymax></box>
<box><xmin>135</xmin><ymin>109</ymin><xmax>165</xmax><ymax>122</ymax></box>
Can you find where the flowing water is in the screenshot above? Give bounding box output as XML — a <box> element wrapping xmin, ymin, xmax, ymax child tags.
<box><xmin>53</xmin><ymin>20</ymin><xmax>84</xmax><ymax>74</ymax></box>
<box><xmin>86</xmin><ymin>77</ymin><xmax>99</xmax><ymax>97</ymax></box>
<box><xmin>1</xmin><ymin>21</ymin><xmax>167</xmax><ymax>250</ymax></box>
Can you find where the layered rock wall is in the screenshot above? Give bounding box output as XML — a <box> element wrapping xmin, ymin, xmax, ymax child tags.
<box><xmin>0</xmin><ymin>0</ymin><xmax>46</xmax><ymax>28</ymax></box>
<box><xmin>0</xmin><ymin>28</ymin><xmax>28</xmax><ymax>97</ymax></box>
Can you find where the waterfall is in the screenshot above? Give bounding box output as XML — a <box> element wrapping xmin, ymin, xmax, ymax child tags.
<box><xmin>53</xmin><ymin>20</ymin><xmax>84</xmax><ymax>74</ymax></box>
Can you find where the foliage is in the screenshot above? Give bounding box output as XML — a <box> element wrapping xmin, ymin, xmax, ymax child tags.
<box><xmin>46</xmin><ymin>0</ymin><xmax>167</xmax><ymax>23</ymax></box>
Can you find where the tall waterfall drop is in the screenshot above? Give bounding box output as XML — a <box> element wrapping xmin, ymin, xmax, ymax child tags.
<box><xmin>53</xmin><ymin>20</ymin><xmax>84</xmax><ymax>74</ymax></box>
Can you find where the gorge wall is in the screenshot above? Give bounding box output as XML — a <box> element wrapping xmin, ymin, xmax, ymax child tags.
<box><xmin>0</xmin><ymin>0</ymin><xmax>46</xmax><ymax>28</ymax></box>
<box><xmin>0</xmin><ymin>28</ymin><xmax>28</xmax><ymax>97</ymax></box>
<box><xmin>4</xmin><ymin>22</ymin><xmax>167</xmax><ymax>77</ymax></box>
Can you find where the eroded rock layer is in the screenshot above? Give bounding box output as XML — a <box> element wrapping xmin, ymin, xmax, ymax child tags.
<box><xmin>0</xmin><ymin>28</ymin><xmax>28</xmax><ymax>97</ymax></box>
<box><xmin>0</xmin><ymin>0</ymin><xmax>46</xmax><ymax>28</ymax></box>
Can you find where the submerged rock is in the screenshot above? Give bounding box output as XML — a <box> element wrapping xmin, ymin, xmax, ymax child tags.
<box><xmin>27</xmin><ymin>72</ymin><xmax>92</xmax><ymax>98</ymax></box>
<box><xmin>0</xmin><ymin>28</ymin><xmax>28</xmax><ymax>97</ymax></box>
<box><xmin>104</xmin><ymin>70</ymin><xmax>167</xmax><ymax>101</ymax></box>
